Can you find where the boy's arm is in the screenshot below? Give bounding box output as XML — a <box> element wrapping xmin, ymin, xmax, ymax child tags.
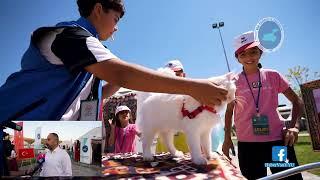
<box><xmin>102</xmin><ymin>83</ymin><xmax>120</xmax><ymax>99</ymax></box>
<box><xmin>51</xmin><ymin>27</ymin><xmax>227</xmax><ymax>106</ymax></box>
<box><xmin>85</xmin><ymin>58</ymin><xmax>227</xmax><ymax>107</ymax></box>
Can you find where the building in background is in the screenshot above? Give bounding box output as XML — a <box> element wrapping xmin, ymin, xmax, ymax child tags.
<box><xmin>77</xmin><ymin>127</ymin><xmax>102</xmax><ymax>166</ymax></box>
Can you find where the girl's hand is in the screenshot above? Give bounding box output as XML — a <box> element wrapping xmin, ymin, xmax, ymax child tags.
<box><xmin>108</xmin><ymin>119</ymin><xmax>115</xmax><ymax>129</ymax></box>
<box><xmin>283</xmin><ymin>127</ymin><xmax>299</xmax><ymax>146</ymax></box>
<box><xmin>136</xmin><ymin>130</ymin><xmax>142</xmax><ymax>137</ymax></box>
<box><xmin>222</xmin><ymin>137</ymin><xmax>234</xmax><ymax>160</ymax></box>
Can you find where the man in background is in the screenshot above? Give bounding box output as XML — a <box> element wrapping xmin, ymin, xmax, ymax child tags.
<box><xmin>156</xmin><ymin>60</ymin><xmax>189</xmax><ymax>153</ymax></box>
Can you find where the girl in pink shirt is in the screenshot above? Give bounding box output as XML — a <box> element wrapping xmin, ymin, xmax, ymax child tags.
<box><xmin>108</xmin><ymin>105</ymin><xmax>141</xmax><ymax>153</ymax></box>
<box><xmin>222</xmin><ymin>31</ymin><xmax>303</xmax><ymax>180</ymax></box>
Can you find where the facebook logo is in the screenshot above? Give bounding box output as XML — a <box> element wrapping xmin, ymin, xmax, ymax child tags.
<box><xmin>272</xmin><ymin>146</ymin><xmax>287</xmax><ymax>162</ymax></box>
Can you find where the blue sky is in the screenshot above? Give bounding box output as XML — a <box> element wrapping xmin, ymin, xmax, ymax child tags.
<box><xmin>0</xmin><ymin>0</ymin><xmax>319</xmax><ymax>105</ymax></box>
<box><xmin>4</xmin><ymin>121</ymin><xmax>101</xmax><ymax>141</ymax></box>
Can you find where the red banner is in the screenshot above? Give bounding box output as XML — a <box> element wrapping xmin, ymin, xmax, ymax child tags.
<box><xmin>13</xmin><ymin>122</ymin><xmax>24</xmax><ymax>154</ymax></box>
<box><xmin>18</xmin><ymin>148</ymin><xmax>35</xmax><ymax>159</ymax></box>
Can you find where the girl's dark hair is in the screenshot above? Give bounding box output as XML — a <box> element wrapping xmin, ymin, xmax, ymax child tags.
<box><xmin>77</xmin><ymin>0</ymin><xmax>125</xmax><ymax>18</ymax></box>
<box><xmin>113</xmin><ymin>110</ymin><xmax>133</xmax><ymax>128</ymax></box>
<box><xmin>235</xmin><ymin>46</ymin><xmax>263</xmax><ymax>58</ymax></box>
<box><xmin>235</xmin><ymin>46</ymin><xmax>263</xmax><ymax>69</ymax></box>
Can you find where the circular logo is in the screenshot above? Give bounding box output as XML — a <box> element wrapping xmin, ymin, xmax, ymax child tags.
<box><xmin>254</xmin><ymin>17</ymin><xmax>284</xmax><ymax>52</ymax></box>
<box><xmin>82</xmin><ymin>145</ymin><xmax>88</xmax><ymax>152</ymax></box>
<box><xmin>37</xmin><ymin>133</ymin><xmax>41</xmax><ymax>140</ymax></box>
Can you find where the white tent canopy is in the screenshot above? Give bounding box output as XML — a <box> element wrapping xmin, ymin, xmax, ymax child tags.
<box><xmin>77</xmin><ymin>127</ymin><xmax>102</xmax><ymax>164</ymax></box>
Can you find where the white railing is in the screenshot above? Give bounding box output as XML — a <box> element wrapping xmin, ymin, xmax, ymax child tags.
<box><xmin>258</xmin><ymin>162</ymin><xmax>320</xmax><ymax>180</ymax></box>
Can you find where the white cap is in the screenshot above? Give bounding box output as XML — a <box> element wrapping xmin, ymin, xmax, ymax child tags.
<box><xmin>115</xmin><ymin>105</ymin><xmax>131</xmax><ymax>116</ymax></box>
<box><xmin>233</xmin><ymin>31</ymin><xmax>261</xmax><ymax>55</ymax></box>
<box><xmin>164</xmin><ymin>60</ymin><xmax>184</xmax><ymax>71</ymax></box>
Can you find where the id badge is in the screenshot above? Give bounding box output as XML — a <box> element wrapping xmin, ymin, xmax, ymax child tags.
<box><xmin>252</xmin><ymin>114</ymin><xmax>269</xmax><ymax>135</ymax></box>
<box><xmin>80</xmin><ymin>100</ymin><xmax>98</xmax><ymax>121</ymax></box>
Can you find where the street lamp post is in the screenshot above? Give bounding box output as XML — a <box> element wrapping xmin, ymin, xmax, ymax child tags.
<box><xmin>212</xmin><ymin>22</ymin><xmax>231</xmax><ymax>72</ymax></box>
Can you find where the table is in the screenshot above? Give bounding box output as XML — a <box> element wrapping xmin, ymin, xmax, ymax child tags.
<box><xmin>102</xmin><ymin>152</ymin><xmax>246</xmax><ymax>179</ymax></box>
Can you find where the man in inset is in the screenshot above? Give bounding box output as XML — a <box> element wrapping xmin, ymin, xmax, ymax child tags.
<box><xmin>39</xmin><ymin>133</ymin><xmax>72</xmax><ymax>177</ymax></box>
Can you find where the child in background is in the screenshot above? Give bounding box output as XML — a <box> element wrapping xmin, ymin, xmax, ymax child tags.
<box><xmin>222</xmin><ymin>31</ymin><xmax>303</xmax><ymax>180</ymax></box>
<box><xmin>108</xmin><ymin>105</ymin><xmax>141</xmax><ymax>153</ymax></box>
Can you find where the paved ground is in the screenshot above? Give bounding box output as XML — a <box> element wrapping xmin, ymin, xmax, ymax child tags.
<box><xmin>71</xmin><ymin>161</ymin><xmax>101</xmax><ymax>176</ymax></box>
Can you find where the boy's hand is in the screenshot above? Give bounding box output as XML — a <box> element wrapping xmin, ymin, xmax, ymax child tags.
<box><xmin>192</xmin><ymin>80</ymin><xmax>228</xmax><ymax>106</ymax></box>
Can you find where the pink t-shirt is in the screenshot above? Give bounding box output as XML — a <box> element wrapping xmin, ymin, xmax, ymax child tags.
<box><xmin>234</xmin><ymin>69</ymin><xmax>290</xmax><ymax>142</ymax></box>
<box><xmin>114</xmin><ymin>124</ymin><xmax>137</xmax><ymax>153</ymax></box>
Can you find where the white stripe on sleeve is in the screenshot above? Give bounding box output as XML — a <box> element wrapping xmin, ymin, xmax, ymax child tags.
<box><xmin>86</xmin><ymin>36</ymin><xmax>118</xmax><ymax>62</ymax></box>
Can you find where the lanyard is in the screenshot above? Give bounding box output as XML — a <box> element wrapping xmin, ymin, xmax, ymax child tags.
<box><xmin>243</xmin><ymin>69</ymin><xmax>262</xmax><ymax>113</ymax></box>
<box><xmin>88</xmin><ymin>77</ymin><xmax>100</xmax><ymax>100</ymax></box>
<box><xmin>115</xmin><ymin>127</ymin><xmax>127</xmax><ymax>151</ymax></box>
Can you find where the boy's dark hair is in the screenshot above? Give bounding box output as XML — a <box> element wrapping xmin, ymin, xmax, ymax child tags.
<box><xmin>77</xmin><ymin>0</ymin><xmax>125</xmax><ymax>18</ymax></box>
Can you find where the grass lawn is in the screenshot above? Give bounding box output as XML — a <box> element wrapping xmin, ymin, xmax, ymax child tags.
<box><xmin>295</xmin><ymin>136</ymin><xmax>320</xmax><ymax>176</ymax></box>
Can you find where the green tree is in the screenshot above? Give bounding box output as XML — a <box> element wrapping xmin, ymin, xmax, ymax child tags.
<box><xmin>285</xmin><ymin>66</ymin><xmax>320</xmax><ymax>123</ymax></box>
<box><xmin>285</xmin><ymin>66</ymin><xmax>320</xmax><ymax>97</ymax></box>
